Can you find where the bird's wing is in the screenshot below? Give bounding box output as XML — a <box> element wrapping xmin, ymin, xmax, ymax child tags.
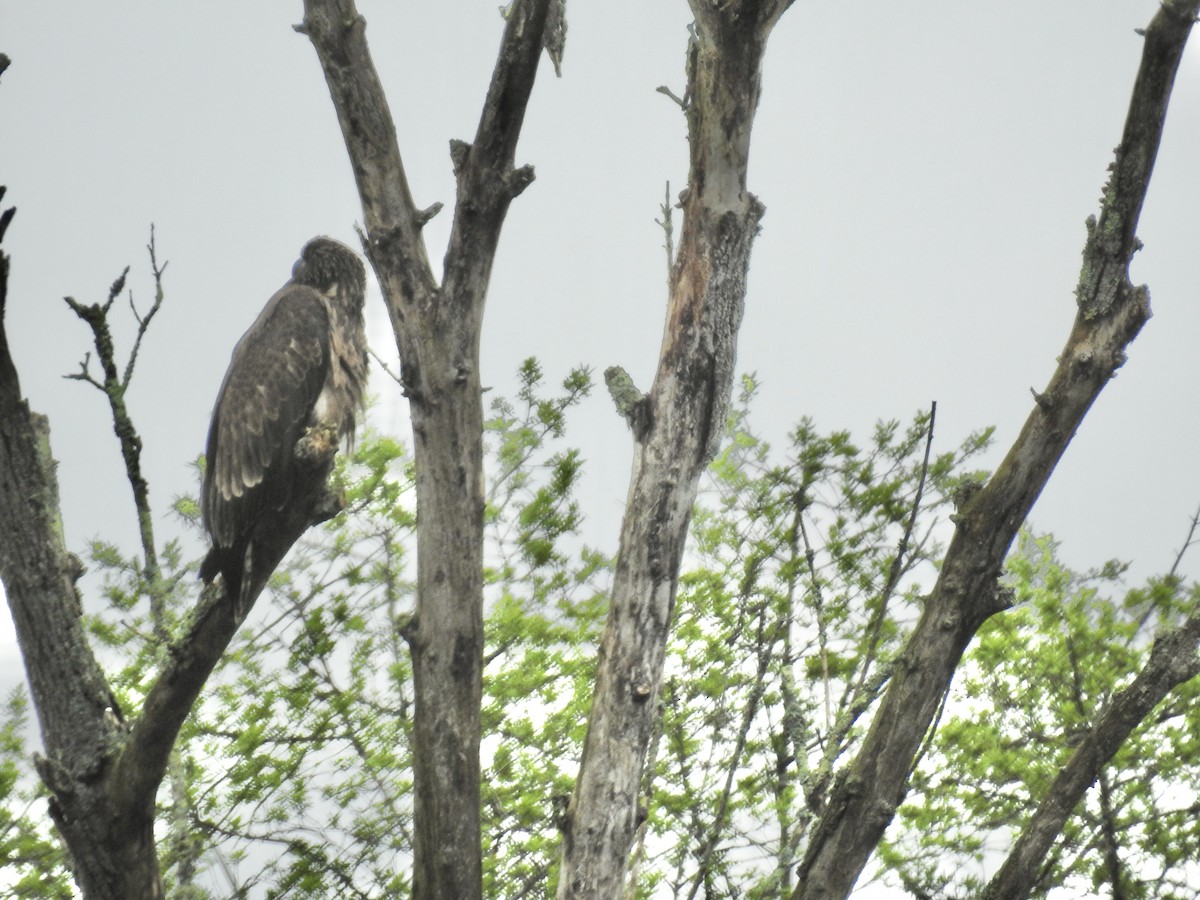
<box><xmin>202</xmin><ymin>284</ymin><xmax>331</xmax><ymax>548</ymax></box>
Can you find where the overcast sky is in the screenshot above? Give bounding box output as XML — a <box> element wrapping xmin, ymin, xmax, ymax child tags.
<box><xmin>2</xmin><ymin>0</ymin><xmax>1198</xmax><ymax>751</ymax></box>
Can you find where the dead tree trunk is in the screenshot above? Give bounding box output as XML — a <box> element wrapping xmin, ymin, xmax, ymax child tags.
<box><xmin>792</xmin><ymin>3</ymin><xmax>1200</xmax><ymax>897</ymax></box>
<box><xmin>555</xmin><ymin>3</ymin><xmax>794</xmax><ymax>896</ymax></box>
<box><xmin>300</xmin><ymin>1</ymin><xmax>551</xmax><ymax>896</ymax></box>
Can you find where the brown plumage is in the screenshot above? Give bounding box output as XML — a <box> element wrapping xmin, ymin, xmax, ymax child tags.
<box><xmin>200</xmin><ymin>237</ymin><xmax>369</xmax><ymax>605</ymax></box>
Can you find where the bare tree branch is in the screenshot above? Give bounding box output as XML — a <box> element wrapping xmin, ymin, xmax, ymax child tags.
<box><xmin>122</xmin><ymin>226</ymin><xmax>167</xmax><ymax>391</ymax></box>
<box><xmin>983</xmin><ymin>603</ymin><xmax>1200</xmax><ymax>900</ymax></box>
<box><xmin>654</xmin><ymin>181</ymin><xmax>675</xmax><ymax>287</ymax></box>
<box><xmin>62</xmin><ymin>243</ymin><xmax>164</xmax><ymax>625</ymax></box>
<box><xmin>840</xmin><ymin>403</ymin><xmax>938</xmax><ymax>729</ymax></box>
<box><xmin>302</xmin><ymin>1</ymin><xmax>555</xmax><ymax>896</ymax></box>
<box><xmin>558</xmin><ymin>2</ymin><xmax>791</xmax><ymax>894</ymax></box>
<box><xmin>793</xmin><ymin>3</ymin><xmax>1200</xmax><ymax>896</ymax></box>
<box><xmin>0</xmin><ymin>194</ymin><xmax>164</xmax><ymax>897</ymax></box>
<box><xmin>119</xmin><ymin>436</ymin><xmax>344</xmax><ymax>816</ymax></box>
<box><xmin>1167</xmin><ymin>500</ymin><xmax>1200</xmax><ymax>578</ymax></box>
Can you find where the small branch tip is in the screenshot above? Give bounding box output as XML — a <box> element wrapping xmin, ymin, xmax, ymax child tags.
<box><xmin>656</xmin><ymin>85</ymin><xmax>688</xmax><ymax>110</ymax></box>
<box><xmin>416</xmin><ymin>202</ymin><xmax>444</xmax><ymax>227</ymax></box>
<box><xmin>505</xmin><ymin>165</ymin><xmax>536</xmax><ymax>199</ymax></box>
<box><xmin>449</xmin><ymin>139</ymin><xmax>472</xmax><ymax>176</ymax></box>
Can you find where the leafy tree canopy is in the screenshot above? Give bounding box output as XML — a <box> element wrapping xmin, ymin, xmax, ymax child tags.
<box><xmin>6</xmin><ymin>363</ymin><xmax>1196</xmax><ymax>898</ymax></box>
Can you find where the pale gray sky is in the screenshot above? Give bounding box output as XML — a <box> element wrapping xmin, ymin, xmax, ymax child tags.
<box><xmin>2</xmin><ymin>0</ymin><xmax>1198</xmax><ymax>754</ymax></box>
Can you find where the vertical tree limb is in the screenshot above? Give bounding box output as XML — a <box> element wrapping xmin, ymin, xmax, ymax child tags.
<box><xmin>792</xmin><ymin>3</ymin><xmax>1200</xmax><ymax>896</ymax></box>
<box><xmin>301</xmin><ymin>1</ymin><xmax>553</xmax><ymax>895</ymax></box>
<box><xmin>557</xmin><ymin>2</ymin><xmax>793</xmax><ymax>895</ymax></box>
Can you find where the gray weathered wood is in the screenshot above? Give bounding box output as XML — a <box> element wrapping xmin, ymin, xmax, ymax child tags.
<box><xmin>556</xmin><ymin>3</ymin><xmax>794</xmax><ymax>896</ymax></box>
<box><xmin>792</xmin><ymin>3</ymin><xmax>1200</xmax><ymax>896</ymax></box>
<box><xmin>301</xmin><ymin>1</ymin><xmax>551</xmax><ymax>895</ymax></box>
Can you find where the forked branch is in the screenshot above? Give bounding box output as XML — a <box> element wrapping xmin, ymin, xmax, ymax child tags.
<box><xmin>302</xmin><ymin>3</ymin><xmax>557</xmax><ymax>897</ymax></box>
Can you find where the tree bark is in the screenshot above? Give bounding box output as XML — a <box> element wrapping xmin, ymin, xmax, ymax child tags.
<box><xmin>0</xmin><ymin>188</ymin><xmax>164</xmax><ymax>896</ymax></box>
<box><xmin>792</xmin><ymin>3</ymin><xmax>1200</xmax><ymax>897</ymax></box>
<box><xmin>982</xmin><ymin>612</ymin><xmax>1200</xmax><ymax>900</ymax></box>
<box><xmin>300</xmin><ymin>2</ymin><xmax>550</xmax><ymax>896</ymax></box>
<box><xmin>556</xmin><ymin>3</ymin><xmax>793</xmax><ymax>896</ymax></box>
<box><xmin>1</xmin><ymin>186</ymin><xmax>339</xmax><ymax>897</ymax></box>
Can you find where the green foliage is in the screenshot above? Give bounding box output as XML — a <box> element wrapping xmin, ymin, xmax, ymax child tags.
<box><xmin>178</xmin><ymin>361</ymin><xmax>607</xmax><ymax>897</ymax></box>
<box><xmin>481</xmin><ymin>361</ymin><xmax>607</xmax><ymax>896</ymax></box>
<box><xmin>886</xmin><ymin>531</ymin><xmax>1200</xmax><ymax>899</ymax></box>
<box><xmin>0</xmin><ymin>689</ymin><xmax>72</xmax><ymax>899</ymax></box>
<box><xmin>639</xmin><ymin>376</ymin><xmax>992</xmax><ymax>897</ymax></box>
<box><xmin>8</xmin><ymin>360</ymin><xmax>1199</xmax><ymax>898</ymax></box>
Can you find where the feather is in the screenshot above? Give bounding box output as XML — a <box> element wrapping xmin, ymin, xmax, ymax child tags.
<box><xmin>200</xmin><ymin>237</ymin><xmax>368</xmax><ymax>605</ymax></box>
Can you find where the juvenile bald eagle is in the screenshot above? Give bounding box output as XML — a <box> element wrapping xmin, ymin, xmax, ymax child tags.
<box><xmin>200</xmin><ymin>237</ymin><xmax>369</xmax><ymax>606</ymax></box>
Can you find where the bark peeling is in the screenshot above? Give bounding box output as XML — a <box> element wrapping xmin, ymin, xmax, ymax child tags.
<box><xmin>556</xmin><ymin>3</ymin><xmax>791</xmax><ymax>896</ymax></box>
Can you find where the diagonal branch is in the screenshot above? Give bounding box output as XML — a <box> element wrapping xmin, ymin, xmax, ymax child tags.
<box><xmin>982</xmin><ymin>604</ymin><xmax>1200</xmax><ymax>900</ymax></box>
<box><xmin>117</xmin><ymin>443</ymin><xmax>344</xmax><ymax>815</ymax></box>
<box><xmin>122</xmin><ymin>226</ymin><xmax>167</xmax><ymax>391</ymax></box>
<box><xmin>1167</xmin><ymin>500</ymin><xmax>1200</xmax><ymax>578</ymax></box>
<box><xmin>792</xmin><ymin>3</ymin><xmax>1200</xmax><ymax>896</ymax></box>
<box><xmin>440</xmin><ymin>0</ymin><xmax>551</xmax><ymax>329</ymax></box>
<box><xmin>842</xmin><ymin>403</ymin><xmax>938</xmax><ymax>721</ymax></box>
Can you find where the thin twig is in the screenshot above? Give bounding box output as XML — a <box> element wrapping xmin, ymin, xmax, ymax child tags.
<box><xmin>62</xmin><ymin>253</ymin><xmax>163</xmax><ymax>607</ymax></box>
<box><xmin>656</xmin><ymin>85</ymin><xmax>687</xmax><ymax>110</ymax></box>
<box><xmin>123</xmin><ymin>225</ymin><xmax>167</xmax><ymax>390</ymax></box>
<box><xmin>846</xmin><ymin>402</ymin><xmax>937</xmax><ymax>718</ymax></box>
<box><xmin>1167</xmin><ymin>499</ymin><xmax>1200</xmax><ymax>579</ymax></box>
<box><xmin>654</xmin><ymin>181</ymin><xmax>675</xmax><ymax>291</ymax></box>
<box><xmin>63</xmin><ymin>350</ymin><xmax>105</xmax><ymax>391</ymax></box>
<box><xmin>368</xmin><ymin>346</ymin><xmax>403</xmax><ymax>385</ymax></box>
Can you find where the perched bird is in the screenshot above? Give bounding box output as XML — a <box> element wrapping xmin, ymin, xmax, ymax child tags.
<box><xmin>200</xmin><ymin>237</ymin><xmax>369</xmax><ymax>607</ymax></box>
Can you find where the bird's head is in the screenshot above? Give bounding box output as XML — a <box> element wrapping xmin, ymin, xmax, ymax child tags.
<box><xmin>292</xmin><ymin>237</ymin><xmax>366</xmax><ymax>303</ymax></box>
